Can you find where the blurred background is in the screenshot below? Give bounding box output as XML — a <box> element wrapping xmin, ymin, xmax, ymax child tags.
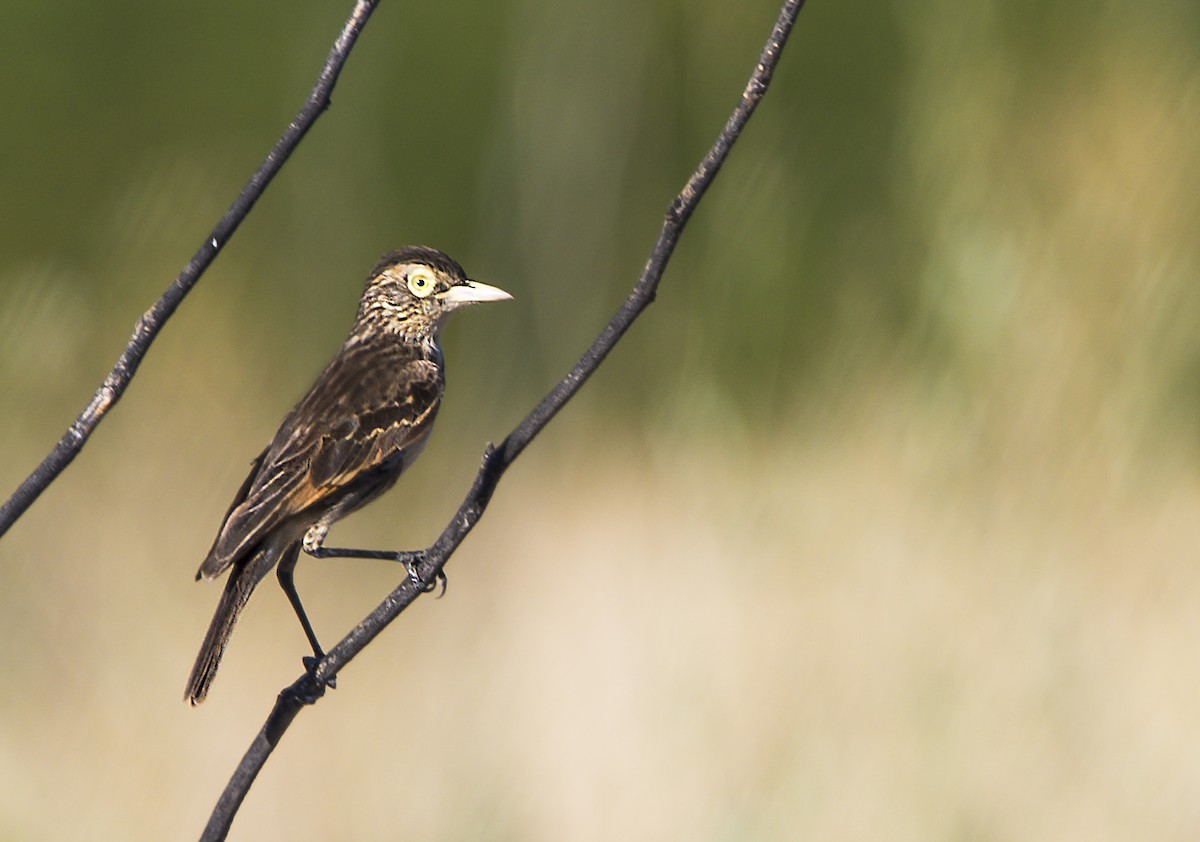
<box><xmin>2</xmin><ymin>0</ymin><xmax>1199</xmax><ymax>838</ymax></box>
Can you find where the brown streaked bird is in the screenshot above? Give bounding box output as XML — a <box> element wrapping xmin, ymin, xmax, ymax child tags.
<box><xmin>185</xmin><ymin>245</ymin><xmax>511</xmax><ymax>705</ymax></box>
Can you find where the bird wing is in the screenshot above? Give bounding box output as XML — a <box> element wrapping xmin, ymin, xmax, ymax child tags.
<box><xmin>194</xmin><ymin>446</ymin><xmax>268</xmax><ymax>581</ymax></box>
<box><xmin>197</xmin><ymin>342</ymin><xmax>443</xmax><ymax>579</ymax></box>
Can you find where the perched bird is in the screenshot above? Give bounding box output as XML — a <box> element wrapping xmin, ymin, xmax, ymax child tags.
<box><xmin>185</xmin><ymin>246</ymin><xmax>511</xmax><ymax>705</ymax></box>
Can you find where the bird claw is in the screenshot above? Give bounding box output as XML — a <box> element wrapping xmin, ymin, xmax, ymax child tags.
<box><xmin>401</xmin><ymin>551</ymin><xmax>447</xmax><ymax>597</ymax></box>
<box><xmin>302</xmin><ymin>655</ymin><xmax>337</xmax><ymax>690</ymax></box>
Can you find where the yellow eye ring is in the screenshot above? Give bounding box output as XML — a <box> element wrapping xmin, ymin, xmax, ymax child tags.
<box><xmin>406</xmin><ymin>268</ymin><xmax>435</xmax><ymax>298</ymax></box>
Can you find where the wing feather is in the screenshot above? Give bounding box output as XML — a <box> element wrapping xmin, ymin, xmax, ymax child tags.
<box><xmin>200</xmin><ymin>340</ymin><xmax>442</xmax><ymax>575</ymax></box>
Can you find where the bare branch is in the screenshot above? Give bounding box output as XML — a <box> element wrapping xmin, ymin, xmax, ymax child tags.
<box><xmin>199</xmin><ymin>1</ymin><xmax>807</xmax><ymax>839</ymax></box>
<box><xmin>0</xmin><ymin>0</ymin><xmax>381</xmax><ymax>539</ymax></box>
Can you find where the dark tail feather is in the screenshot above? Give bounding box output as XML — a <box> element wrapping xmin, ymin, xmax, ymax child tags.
<box><xmin>185</xmin><ymin>550</ymin><xmax>273</xmax><ymax>705</ymax></box>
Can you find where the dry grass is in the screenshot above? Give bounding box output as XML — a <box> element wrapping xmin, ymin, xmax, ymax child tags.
<box><xmin>1</xmin><ymin>377</ymin><xmax>1198</xmax><ymax>840</ymax></box>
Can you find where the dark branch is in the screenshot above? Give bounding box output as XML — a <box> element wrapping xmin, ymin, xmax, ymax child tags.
<box><xmin>199</xmin><ymin>1</ymin><xmax>807</xmax><ymax>839</ymax></box>
<box><xmin>0</xmin><ymin>0</ymin><xmax>381</xmax><ymax>540</ymax></box>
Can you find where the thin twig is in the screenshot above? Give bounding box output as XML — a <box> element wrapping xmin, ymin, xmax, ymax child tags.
<box><xmin>199</xmin><ymin>1</ymin><xmax>806</xmax><ymax>839</ymax></box>
<box><xmin>0</xmin><ymin>0</ymin><xmax>381</xmax><ymax>539</ymax></box>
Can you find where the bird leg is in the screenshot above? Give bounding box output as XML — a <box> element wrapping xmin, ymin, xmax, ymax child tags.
<box><xmin>301</xmin><ymin>525</ymin><xmax>445</xmax><ymax>596</ymax></box>
<box><xmin>276</xmin><ymin>547</ymin><xmax>337</xmax><ymax>690</ymax></box>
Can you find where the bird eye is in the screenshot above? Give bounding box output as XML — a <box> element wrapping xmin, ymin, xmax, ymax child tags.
<box><xmin>406</xmin><ymin>268</ymin><xmax>435</xmax><ymax>298</ymax></box>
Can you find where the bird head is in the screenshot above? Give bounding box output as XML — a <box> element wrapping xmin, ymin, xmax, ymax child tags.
<box><xmin>356</xmin><ymin>245</ymin><xmax>511</xmax><ymax>340</ymax></box>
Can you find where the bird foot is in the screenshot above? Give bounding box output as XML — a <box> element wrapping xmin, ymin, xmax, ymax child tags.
<box><xmin>302</xmin><ymin>654</ymin><xmax>337</xmax><ymax>690</ymax></box>
<box><xmin>401</xmin><ymin>551</ymin><xmax>447</xmax><ymax>597</ymax></box>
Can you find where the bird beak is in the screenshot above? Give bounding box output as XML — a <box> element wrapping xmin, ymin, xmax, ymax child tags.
<box><xmin>437</xmin><ymin>280</ymin><xmax>513</xmax><ymax>307</ymax></box>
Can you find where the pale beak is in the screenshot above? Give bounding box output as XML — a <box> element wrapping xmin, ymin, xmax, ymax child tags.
<box><xmin>437</xmin><ymin>279</ymin><xmax>513</xmax><ymax>307</ymax></box>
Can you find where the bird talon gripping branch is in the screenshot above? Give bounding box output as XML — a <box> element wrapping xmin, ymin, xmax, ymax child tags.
<box><xmin>299</xmin><ymin>656</ymin><xmax>337</xmax><ymax>693</ymax></box>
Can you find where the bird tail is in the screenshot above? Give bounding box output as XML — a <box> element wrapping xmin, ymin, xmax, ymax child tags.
<box><xmin>185</xmin><ymin>548</ymin><xmax>276</xmax><ymax>705</ymax></box>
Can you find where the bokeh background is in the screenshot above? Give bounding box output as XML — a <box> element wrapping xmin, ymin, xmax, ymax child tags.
<box><xmin>2</xmin><ymin>0</ymin><xmax>1200</xmax><ymax>839</ymax></box>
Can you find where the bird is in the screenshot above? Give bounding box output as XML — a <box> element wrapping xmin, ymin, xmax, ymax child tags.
<box><xmin>184</xmin><ymin>245</ymin><xmax>511</xmax><ymax>705</ymax></box>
